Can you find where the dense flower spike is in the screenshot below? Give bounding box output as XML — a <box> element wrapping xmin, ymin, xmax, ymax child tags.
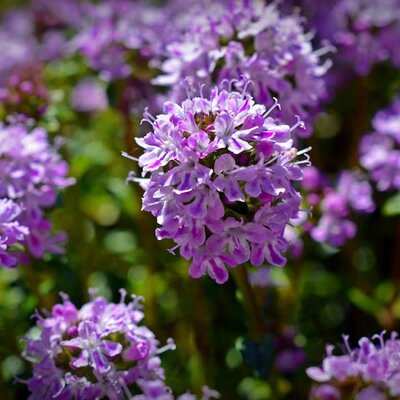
<box><xmin>307</xmin><ymin>331</ymin><xmax>400</xmax><ymax>399</ymax></box>
<box><xmin>129</xmin><ymin>86</ymin><xmax>309</xmax><ymax>284</ymax></box>
<box><xmin>23</xmin><ymin>290</ymin><xmax>219</xmax><ymax>400</ymax></box>
<box><xmin>360</xmin><ymin>97</ymin><xmax>400</xmax><ymax>191</ymax></box>
<box><xmin>154</xmin><ymin>0</ymin><xmax>330</xmax><ymax>136</ymax></box>
<box><xmin>296</xmin><ymin>0</ymin><xmax>400</xmax><ymax>77</ymax></box>
<box><xmin>0</xmin><ymin>120</ymin><xmax>74</xmax><ymax>267</ymax></box>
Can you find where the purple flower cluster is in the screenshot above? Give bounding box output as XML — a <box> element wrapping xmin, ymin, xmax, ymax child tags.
<box><xmin>274</xmin><ymin>327</ymin><xmax>306</xmax><ymax>374</ymax></box>
<box><xmin>0</xmin><ymin>199</ymin><xmax>28</xmax><ymax>267</ymax></box>
<box><xmin>302</xmin><ymin>167</ymin><xmax>375</xmax><ymax>247</ymax></box>
<box><xmin>71</xmin><ymin>1</ymin><xmax>164</xmax><ymax>82</ymax></box>
<box><xmin>0</xmin><ymin>10</ymin><xmax>36</xmax><ymax>84</ymax></box>
<box><xmin>131</xmin><ymin>86</ymin><xmax>308</xmax><ymax>284</ymax></box>
<box><xmin>23</xmin><ymin>290</ymin><xmax>219</xmax><ymax>400</ymax></box>
<box><xmin>0</xmin><ymin>63</ymin><xmax>48</xmax><ymax>119</ymax></box>
<box><xmin>299</xmin><ymin>0</ymin><xmax>400</xmax><ymax>77</ymax></box>
<box><xmin>30</xmin><ymin>0</ymin><xmax>84</xmax><ymax>61</ymax></box>
<box><xmin>360</xmin><ymin>97</ymin><xmax>400</xmax><ymax>191</ymax></box>
<box><xmin>0</xmin><ymin>120</ymin><xmax>74</xmax><ymax>267</ymax></box>
<box><xmin>307</xmin><ymin>331</ymin><xmax>400</xmax><ymax>399</ymax></box>
<box><xmin>154</xmin><ymin>0</ymin><xmax>331</xmax><ymax>136</ymax></box>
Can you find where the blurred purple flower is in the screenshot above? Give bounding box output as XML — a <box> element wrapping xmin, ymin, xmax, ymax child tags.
<box><xmin>71</xmin><ymin>1</ymin><xmax>165</xmax><ymax>81</ymax></box>
<box><xmin>0</xmin><ymin>12</ymin><xmax>36</xmax><ymax>84</ymax></box>
<box><xmin>0</xmin><ymin>63</ymin><xmax>49</xmax><ymax>119</ymax></box>
<box><xmin>70</xmin><ymin>78</ymin><xmax>108</xmax><ymax>113</ymax></box>
<box><xmin>296</xmin><ymin>0</ymin><xmax>400</xmax><ymax>79</ymax></box>
<box><xmin>302</xmin><ymin>169</ymin><xmax>375</xmax><ymax>247</ymax></box>
<box><xmin>274</xmin><ymin>327</ymin><xmax>306</xmax><ymax>374</ymax></box>
<box><xmin>154</xmin><ymin>0</ymin><xmax>331</xmax><ymax>137</ymax></box>
<box><xmin>0</xmin><ymin>120</ymin><xmax>74</xmax><ymax>267</ymax></box>
<box><xmin>360</xmin><ymin>96</ymin><xmax>400</xmax><ymax>191</ymax></box>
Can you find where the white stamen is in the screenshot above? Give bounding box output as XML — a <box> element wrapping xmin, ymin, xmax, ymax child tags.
<box><xmin>157</xmin><ymin>338</ymin><xmax>176</xmax><ymax>355</ymax></box>
<box><xmin>314</xmin><ymin>41</ymin><xmax>337</xmax><ymax>57</ymax></box>
<box><xmin>199</xmin><ymin>83</ymin><xmax>206</xmax><ymax>98</ymax></box>
<box><xmin>121</xmin><ymin>151</ymin><xmax>139</xmax><ymax>162</ymax></box>
<box><xmin>290</xmin><ymin>116</ymin><xmax>305</xmax><ymax>132</ymax></box>
<box><xmin>264</xmin><ymin>97</ymin><xmax>281</xmax><ymax>118</ymax></box>
<box><xmin>168</xmin><ymin>244</ymin><xmax>179</xmax><ymax>255</ymax></box>
<box><xmin>297</xmin><ymin>146</ymin><xmax>312</xmax><ymax>156</ymax></box>
<box><xmin>241</xmin><ymin>77</ymin><xmax>254</xmax><ymax>96</ymax></box>
<box><xmin>342</xmin><ymin>334</ymin><xmax>353</xmax><ymax>357</ymax></box>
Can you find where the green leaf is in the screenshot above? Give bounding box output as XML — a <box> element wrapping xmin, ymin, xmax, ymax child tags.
<box><xmin>383</xmin><ymin>193</ymin><xmax>400</xmax><ymax>216</ymax></box>
<box><xmin>349</xmin><ymin>288</ymin><xmax>382</xmax><ymax>317</ymax></box>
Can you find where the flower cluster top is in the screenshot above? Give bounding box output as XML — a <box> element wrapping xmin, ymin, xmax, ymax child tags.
<box><xmin>132</xmin><ymin>86</ymin><xmax>308</xmax><ymax>284</ymax></box>
<box><xmin>360</xmin><ymin>96</ymin><xmax>400</xmax><ymax>192</ymax></box>
<box><xmin>23</xmin><ymin>290</ymin><xmax>220</xmax><ymax>400</ymax></box>
<box><xmin>307</xmin><ymin>331</ymin><xmax>400</xmax><ymax>399</ymax></box>
<box><xmin>0</xmin><ymin>120</ymin><xmax>74</xmax><ymax>267</ymax></box>
<box><xmin>154</xmin><ymin>0</ymin><xmax>330</xmax><ymax>136</ymax></box>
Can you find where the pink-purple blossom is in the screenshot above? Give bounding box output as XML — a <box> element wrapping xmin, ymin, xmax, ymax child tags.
<box><xmin>23</xmin><ymin>290</ymin><xmax>219</xmax><ymax>400</ymax></box>
<box><xmin>70</xmin><ymin>78</ymin><xmax>108</xmax><ymax>113</ymax></box>
<box><xmin>0</xmin><ymin>63</ymin><xmax>48</xmax><ymax>119</ymax></box>
<box><xmin>285</xmin><ymin>167</ymin><xmax>375</xmax><ymax>252</ymax></box>
<box><xmin>360</xmin><ymin>96</ymin><xmax>400</xmax><ymax>191</ymax></box>
<box><xmin>307</xmin><ymin>331</ymin><xmax>400</xmax><ymax>399</ymax></box>
<box><xmin>0</xmin><ymin>120</ymin><xmax>74</xmax><ymax>267</ymax></box>
<box><xmin>71</xmin><ymin>1</ymin><xmax>165</xmax><ymax>82</ymax></box>
<box><xmin>128</xmin><ymin>86</ymin><xmax>309</xmax><ymax>284</ymax></box>
<box><xmin>301</xmin><ymin>168</ymin><xmax>375</xmax><ymax>247</ymax></box>
<box><xmin>0</xmin><ymin>10</ymin><xmax>36</xmax><ymax>84</ymax></box>
<box><xmin>297</xmin><ymin>0</ymin><xmax>400</xmax><ymax>78</ymax></box>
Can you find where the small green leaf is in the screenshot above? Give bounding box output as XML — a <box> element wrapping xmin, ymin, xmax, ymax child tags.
<box><xmin>349</xmin><ymin>288</ymin><xmax>382</xmax><ymax>316</ymax></box>
<box><xmin>383</xmin><ymin>193</ymin><xmax>400</xmax><ymax>216</ymax></box>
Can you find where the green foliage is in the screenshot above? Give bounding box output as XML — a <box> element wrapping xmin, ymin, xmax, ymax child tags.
<box><xmin>383</xmin><ymin>193</ymin><xmax>400</xmax><ymax>216</ymax></box>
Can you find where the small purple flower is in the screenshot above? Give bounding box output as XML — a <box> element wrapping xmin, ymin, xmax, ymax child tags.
<box><xmin>274</xmin><ymin>327</ymin><xmax>306</xmax><ymax>374</ymax></box>
<box><xmin>0</xmin><ymin>120</ymin><xmax>74</xmax><ymax>267</ymax></box>
<box><xmin>307</xmin><ymin>331</ymin><xmax>400</xmax><ymax>399</ymax></box>
<box><xmin>360</xmin><ymin>96</ymin><xmax>400</xmax><ymax>191</ymax></box>
<box><xmin>310</xmin><ymin>384</ymin><xmax>341</xmax><ymax>400</ymax></box>
<box><xmin>297</xmin><ymin>168</ymin><xmax>375</xmax><ymax>248</ymax></box>
<box><xmin>23</xmin><ymin>290</ymin><xmax>218</xmax><ymax>400</ymax></box>
<box><xmin>70</xmin><ymin>78</ymin><xmax>108</xmax><ymax>113</ymax></box>
<box><xmin>128</xmin><ymin>86</ymin><xmax>309</xmax><ymax>284</ymax></box>
<box><xmin>61</xmin><ymin>320</ymin><xmax>123</xmax><ymax>375</ymax></box>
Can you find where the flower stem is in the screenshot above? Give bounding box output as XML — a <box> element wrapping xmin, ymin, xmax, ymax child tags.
<box><xmin>231</xmin><ymin>264</ymin><xmax>265</xmax><ymax>339</ymax></box>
